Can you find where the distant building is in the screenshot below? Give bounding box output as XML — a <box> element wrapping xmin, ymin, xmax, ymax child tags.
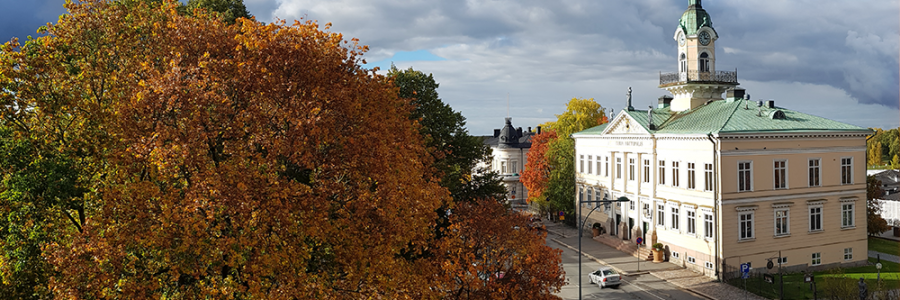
<box><xmin>481</xmin><ymin>117</ymin><xmax>538</xmax><ymax>209</ymax></box>
<box><xmin>869</xmin><ymin>169</ymin><xmax>900</xmax><ymax>197</ymax></box>
<box><xmin>574</xmin><ymin>0</ymin><xmax>870</xmax><ymax>279</ymax></box>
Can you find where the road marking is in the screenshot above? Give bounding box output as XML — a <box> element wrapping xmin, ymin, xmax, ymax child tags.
<box><xmin>621</xmin><ymin>278</ymin><xmax>666</xmax><ymax>300</ymax></box>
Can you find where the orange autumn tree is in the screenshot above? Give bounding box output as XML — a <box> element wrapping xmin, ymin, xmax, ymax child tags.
<box><xmin>1</xmin><ymin>1</ymin><xmax>565</xmax><ymax>298</ymax></box>
<box><xmin>520</xmin><ymin>130</ymin><xmax>558</xmax><ymax>208</ymax></box>
<box><xmin>15</xmin><ymin>1</ymin><xmax>447</xmax><ymax>298</ymax></box>
<box><xmin>428</xmin><ymin>199</ymin><xmax>564</xmax><ymax>299</ymax></box>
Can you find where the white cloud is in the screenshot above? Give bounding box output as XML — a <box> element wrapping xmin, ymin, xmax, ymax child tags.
<box><xmin>205</xmin><ymin>1</ymin><xmax>900</xmax><ymax>133</ymax></box>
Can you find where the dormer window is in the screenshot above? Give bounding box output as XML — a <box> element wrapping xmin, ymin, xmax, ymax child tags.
<box><xmin>699</xmin><ymin>52</ymin><xmax>710</xmax><ymax>72</ymax></box>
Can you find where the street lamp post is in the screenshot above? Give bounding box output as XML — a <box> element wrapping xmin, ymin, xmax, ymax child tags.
<box><xmin>578</xmin><ymin>195</ymin><xmax>630</xmax><ymax>299</ymax></box>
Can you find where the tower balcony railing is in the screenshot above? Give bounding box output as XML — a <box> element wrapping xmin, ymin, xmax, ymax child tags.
<box><xmin>659</xmin><ymin>69</ymin><xmax>738</xmax><ymax>86</ymax></box>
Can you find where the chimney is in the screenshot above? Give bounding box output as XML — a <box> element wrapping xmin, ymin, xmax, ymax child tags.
<box><xmin>726</xmin><ymin>88</ymin><xmax>745</xmax><ymax>102</ymax></box>
<box><xmin>658</xmin><ymin>95</ymin><xmax>673</xmax><ymax>108</ymax></box>
<box><xmin>528</xmin><ymin>127</ymin><xmax>532</xmax><ymax>134</ymax></box>
<box><xmin>766</xmin><ymin>100</ymin><xmax>775</xmax><ymax>108</ymax></box>
<box><xmin>536</xmin><ymin>126</ymin><xmax>542</xmax><ymax>135</ymax></box>
<box><xmin>517</xmin><ymin>127</ymin><xmax>523</xmax><ymax>137</ymax></box>
<box><xmin>493</xmin><ymin>129</ymin><xmax>501</xmax><ymax>138</ymax></box>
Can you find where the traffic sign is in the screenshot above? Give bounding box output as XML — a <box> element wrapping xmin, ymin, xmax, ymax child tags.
<box><xmin>740</xmin><ymin>262</ymin><xmax>751</xmax><ymax>279</ymax></box>
<box><xmin>636</xmin><ymin>237</ymin><xmax>643</xmax><ymax>245</ymax></box>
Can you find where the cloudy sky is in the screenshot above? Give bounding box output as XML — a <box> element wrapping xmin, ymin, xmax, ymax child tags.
<box><xmin>3</xmin><ymin>0</ymin><xmax>898</xmax><ymax>135</ymax></box>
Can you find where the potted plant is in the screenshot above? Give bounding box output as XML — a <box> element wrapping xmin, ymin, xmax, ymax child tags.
<box><xmin>591</xmin><ymin>222</ymin><xmax>603</xmax><ymax>237</ymax></box>
<box><xmin>652</xmin><ymin>243</ymin><xmax>665</xmax><ymax>262</ymax></box>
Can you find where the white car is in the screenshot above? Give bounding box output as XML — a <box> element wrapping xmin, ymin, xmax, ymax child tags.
<box><xmin>588</xmin><ymin>267</ymin><xmax>621</xmax><ymax>289</ymax></box>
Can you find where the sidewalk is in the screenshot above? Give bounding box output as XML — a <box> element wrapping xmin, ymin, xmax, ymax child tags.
<box><xmin>545</xmin><ymin>221</ymin><xmax>768</xmax><ymax>300</ymax></box>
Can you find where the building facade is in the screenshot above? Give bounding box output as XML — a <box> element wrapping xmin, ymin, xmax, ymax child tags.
<box><xmin>481</xmin><ymin>117</ymin><xmax>538</xmax><ymax>208</ymax></box>
<box><xmin>574</xmin><ymin>0</ymin><xmax>871</xmax><ymax>278</ymax></box>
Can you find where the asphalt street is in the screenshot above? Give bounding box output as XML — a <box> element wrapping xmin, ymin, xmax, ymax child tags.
<box><xmin>549</xmin><ymin>235</ymin><xmax>705</xmax><ymax>300</ymax></box>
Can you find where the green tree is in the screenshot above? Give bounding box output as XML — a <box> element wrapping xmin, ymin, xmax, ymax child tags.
<box><xmin>186</xmin><ymin>0</ymin><xmax>251</xmax><ymax>24</ymax></box>
<box><xmin>388</xmin><ymin>65</ymin><xmax>505</xmax><ymax>204</ymax></box>
<box><xmin>867</xmin><ymin>175</ymin><xmax>889</xmax><ymax>236</ymax></box>
<box><xmin>892</xmin><ymin>154</ymin><xmax>900</xmax><ymax>169</ymax></box>
<box><xmin>539</xmin><ymin>98</ymin><xmax>606</xmax><ymax>220</ymax></box>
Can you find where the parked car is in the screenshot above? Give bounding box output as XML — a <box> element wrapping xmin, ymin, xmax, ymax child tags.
<box><xmin>588</xmin><ymin>267</ymin><xmax>621</xmax><ymax>289</ymax></box>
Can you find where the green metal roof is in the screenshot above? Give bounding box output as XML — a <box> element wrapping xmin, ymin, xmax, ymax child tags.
<box><xmin>574</xmin><ymin>99</ymin><xmax>870</xmax><ymax>136</ymax></box>
<box><xmin>679</xmin><ymin>1</ymin><xmax>714</xmax><ymax>36</ymax></box>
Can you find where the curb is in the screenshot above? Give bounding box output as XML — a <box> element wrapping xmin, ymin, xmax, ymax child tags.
<box><xmin>646</xmin><ymin>271</ymin><xmax>718</xmax><ymax>300</ymax></box>
<box><xmin>552</xmin><ymin>237</ymin><xmax>719</xmax><ymax>300</ymax></box>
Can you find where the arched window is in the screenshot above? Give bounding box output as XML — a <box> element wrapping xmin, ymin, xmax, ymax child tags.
<box><xmin>679</xmin><ymin>53</ymin><xmax>687</xmax><ymax>73</ymax></box>
<box><xmin>699</xmin><ymin>52</ymin><xmax>710</xmax><ymax>72</ymax></box>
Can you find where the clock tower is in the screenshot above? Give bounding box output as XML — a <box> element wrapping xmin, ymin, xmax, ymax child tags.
<box><xmin>660</xmin><ymin>0</ymin><xmax>738</xmax><ymax>112</ymax></box>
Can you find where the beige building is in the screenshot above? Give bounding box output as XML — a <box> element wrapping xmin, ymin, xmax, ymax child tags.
<box><xmin>574</xmin><ymin>0</ymin><xmax>871</xmax><ymax>279</ymax></box>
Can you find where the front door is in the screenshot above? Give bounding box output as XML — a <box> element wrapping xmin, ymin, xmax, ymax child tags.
<box><xmin>615</xmin><ymin>214</ymin><xmax>621</xmax><ymax>236</ymax></box>
<box><xmin>642</xmin><ymin>222</ymin><xmax>649</xmax><ymax>245</ymax></box>
<box><xmin>628</xmin><ymin>218</ymin><xmax>634</xmax><ymax>240</ymax></box>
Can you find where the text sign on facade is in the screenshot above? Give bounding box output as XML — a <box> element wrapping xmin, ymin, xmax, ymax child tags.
<box><xmin>612</xmin><ymin>141</ymin><xmax>644</xmax><ymax>147</ymax></box>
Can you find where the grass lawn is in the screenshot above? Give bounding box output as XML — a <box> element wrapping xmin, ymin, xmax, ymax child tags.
<box><xmin>869</xmin><ymin>236</ymin><xmax>900</xmax><ymax>256</ymax></box>
<box><xmin>728</xmin><ymin>258</ymin><xmax>900</xmax><ymax>299</ymax></box>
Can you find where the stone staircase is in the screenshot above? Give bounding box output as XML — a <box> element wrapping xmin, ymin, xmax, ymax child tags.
<box><xmin>593</xmin><ymin>234</ymin><xmax>653</xmax><ymax>261</ymax></box>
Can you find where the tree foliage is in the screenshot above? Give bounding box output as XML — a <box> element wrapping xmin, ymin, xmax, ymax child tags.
<box><xmin>185</xmin><ymin>0</ymin><xmax>252</xmax><ymax>24</ymax></box>
<box><xmin>387</xmin><ymin>65</ymin><xmax>504</xmax><ymax>204</ymax></box>
<box><xmin>867</xmin><ymin>128</ymin><xmax>900</xmax><ymax>168</ymax></box>
<box><xmin>867</xmin><ymin>175</ymin><xmax>889</xmax><ymax>236</ymax></box>
<box><xmin>543</xmin><ymin>98</ymin><xmax>606</xmax><ymax>215</ymax></box>
<box><xmin>520</xmin><ymin>130</ymin><xmax>558</xmax><ymax>206</ymax></box>
<box><xmin>428</xmin><ymin>200</ymin><xmax>564</xmax><ymax>299</ymax></box>
<box><xmin>0</xmin><ymin>1</ymin><xmax>563</xmax><ymax>298</ymax></box>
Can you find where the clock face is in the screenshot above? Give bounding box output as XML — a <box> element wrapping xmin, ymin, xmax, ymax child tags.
<box><xmin>699</xmin><ymin>31</ymin><xmax>711</xmax><ymax>46</ymax></box>
<box><xmin>678</xmin><ymin>33</ymin><xmax>685</xmax><ymax>46</ymax></box>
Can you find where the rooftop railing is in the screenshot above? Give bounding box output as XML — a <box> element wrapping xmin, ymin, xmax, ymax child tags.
<box><xmin>659</xmin><ymin>70</ymin><xmax>738</xmax><ymax>86</ymax></box>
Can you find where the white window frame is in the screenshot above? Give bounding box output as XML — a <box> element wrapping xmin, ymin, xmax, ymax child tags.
<box><xmin>629</xmin><ymin>200</ymin><xmax>635</xmax><ymax>211</ymax></box>
<box><xmin>605</xmin><ymin>156</ymin><xmax>609</xmax><ymax>177</ymax></box>
<box><xmin>808</xmin><ymin>202</ymin><xmax>823</xmax><ymax>232</ymax></box>
<box><xmin>616</xmin><ymin>157</ymin><xmax>622</xmax><ymax>179</ymax></box>
<box><xmin>774</xmin><ymin>206</ymin><xmax>790</xmax><ymax>237</ymax></box>
<box><xmin>808</xmin><ymin>158</ymin><xmax>821</xmax><ymax>187</ymax></box>
<box><xmin>737</xmin><ymin>206</ymin><xmax>756</xmax><ymax>241</ymax></box>
<box><xmin>643</xmin><ymin>159</ymin><xmax>651</xmax><ymax>183</ymax></box>
<box><xmin>777</xmin><ymin>257</ymin><xmax>788</xmax><ymax>265</ymax></box>
<box><xmin>774</xmin><ymin>159</ymin><xmax>787</xmax><ymax>190</ymax></box>
<box><xmin>579</xmin><ymin>155</ymin><xmax>584</xmax><ymax>173</ymax></box>
<box><xmin>844</xmin><ymin>248</ymin><xmax>853</xmax><ymax>261</ymax></box>
<box><xmin>658</xmin><ymin>160</ymin><xmax>666</xmax><ymax>185</ymax></box>
<box><xmin>628</xmin><ymin>158</ymin><xmax>636</xmax><ymax>181</ymax></box>
<box><xmin>657</xmin><ymin>203</ymin><xmax>666</xmax><ymax>227</ymax></box>
<box><xmin>686</xmin><ymin>208</ymin><xmax>696</xmax><ymax>235</ymax></box>
<box><xmin>671</xmin><ymin>205</ymin><xmax>680</xmax><ymax>231</ymax></box>
<box><xmin>597</xmin><ymin>157</ymin><xmax>602</xmax><ymax>176</ymax></box>
<box><xmin>703</xmin><ymin>209</ymin><xmax>714</xmax><ymax>240</ymax></box>
<box><xmin>738</xmin><ymin>161</ymin><xmax>752</xmax><ymax>192</ymax></box>
<box><xmin>672</xmin><ymin>252</ymin><xmax>680</xmax><ymax>259</ymax></box>
<box><xmin>811</xmin><ymin>252</ymin><xmax>821</xmax><ymax>266</ymax></box>
<box><xmin>841</xmin><ymin>201</ymin><xmax>855</xmax><ymax>228</ymax></box>
<box><xmin>511</xmin><ymin>160</ymin><xmax>518</xmax><ymax>174</ymax></box>
<box><xmin>705</xmin><ymin>261</ymin><xmax>714</xmax><ymax>269</ymax></box>
<box><xmin>687</xmin><ymin>256</ymin><xmax>696</xmax><ymax>264</ymax></box>
<box><xmin>501</xmin><ymin>161</ymin><xmax>508</xmax><ymax>174</ymax></box>
<box><xmin>587</xmin><ymin>155</ymin><xmax>592</xmax><ymax>174</ymax></box>
<box><xmin>687</xmin><ymin>162</ymin><xmax>696</xmax><ymax>189</ymax></box>
<box><xmin>672</xmin><ymin>161</ymin><xmax>680</xmax><ymax>187</ymax></box>
<box><xmin>704</xmin><ymin>163</ymin><xmax>713</xmax><ymax>191</ymax></box>
<box><xmin>841</xmin><ymin>157</ymin><xmax>853</xmax><ymax>185</ymax></box>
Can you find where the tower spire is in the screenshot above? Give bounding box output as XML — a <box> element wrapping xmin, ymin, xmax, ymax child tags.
<box><xmin>689</xmin><ymin>0</ymin><xmax>701</xmax><ymax>8</ymax></box>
